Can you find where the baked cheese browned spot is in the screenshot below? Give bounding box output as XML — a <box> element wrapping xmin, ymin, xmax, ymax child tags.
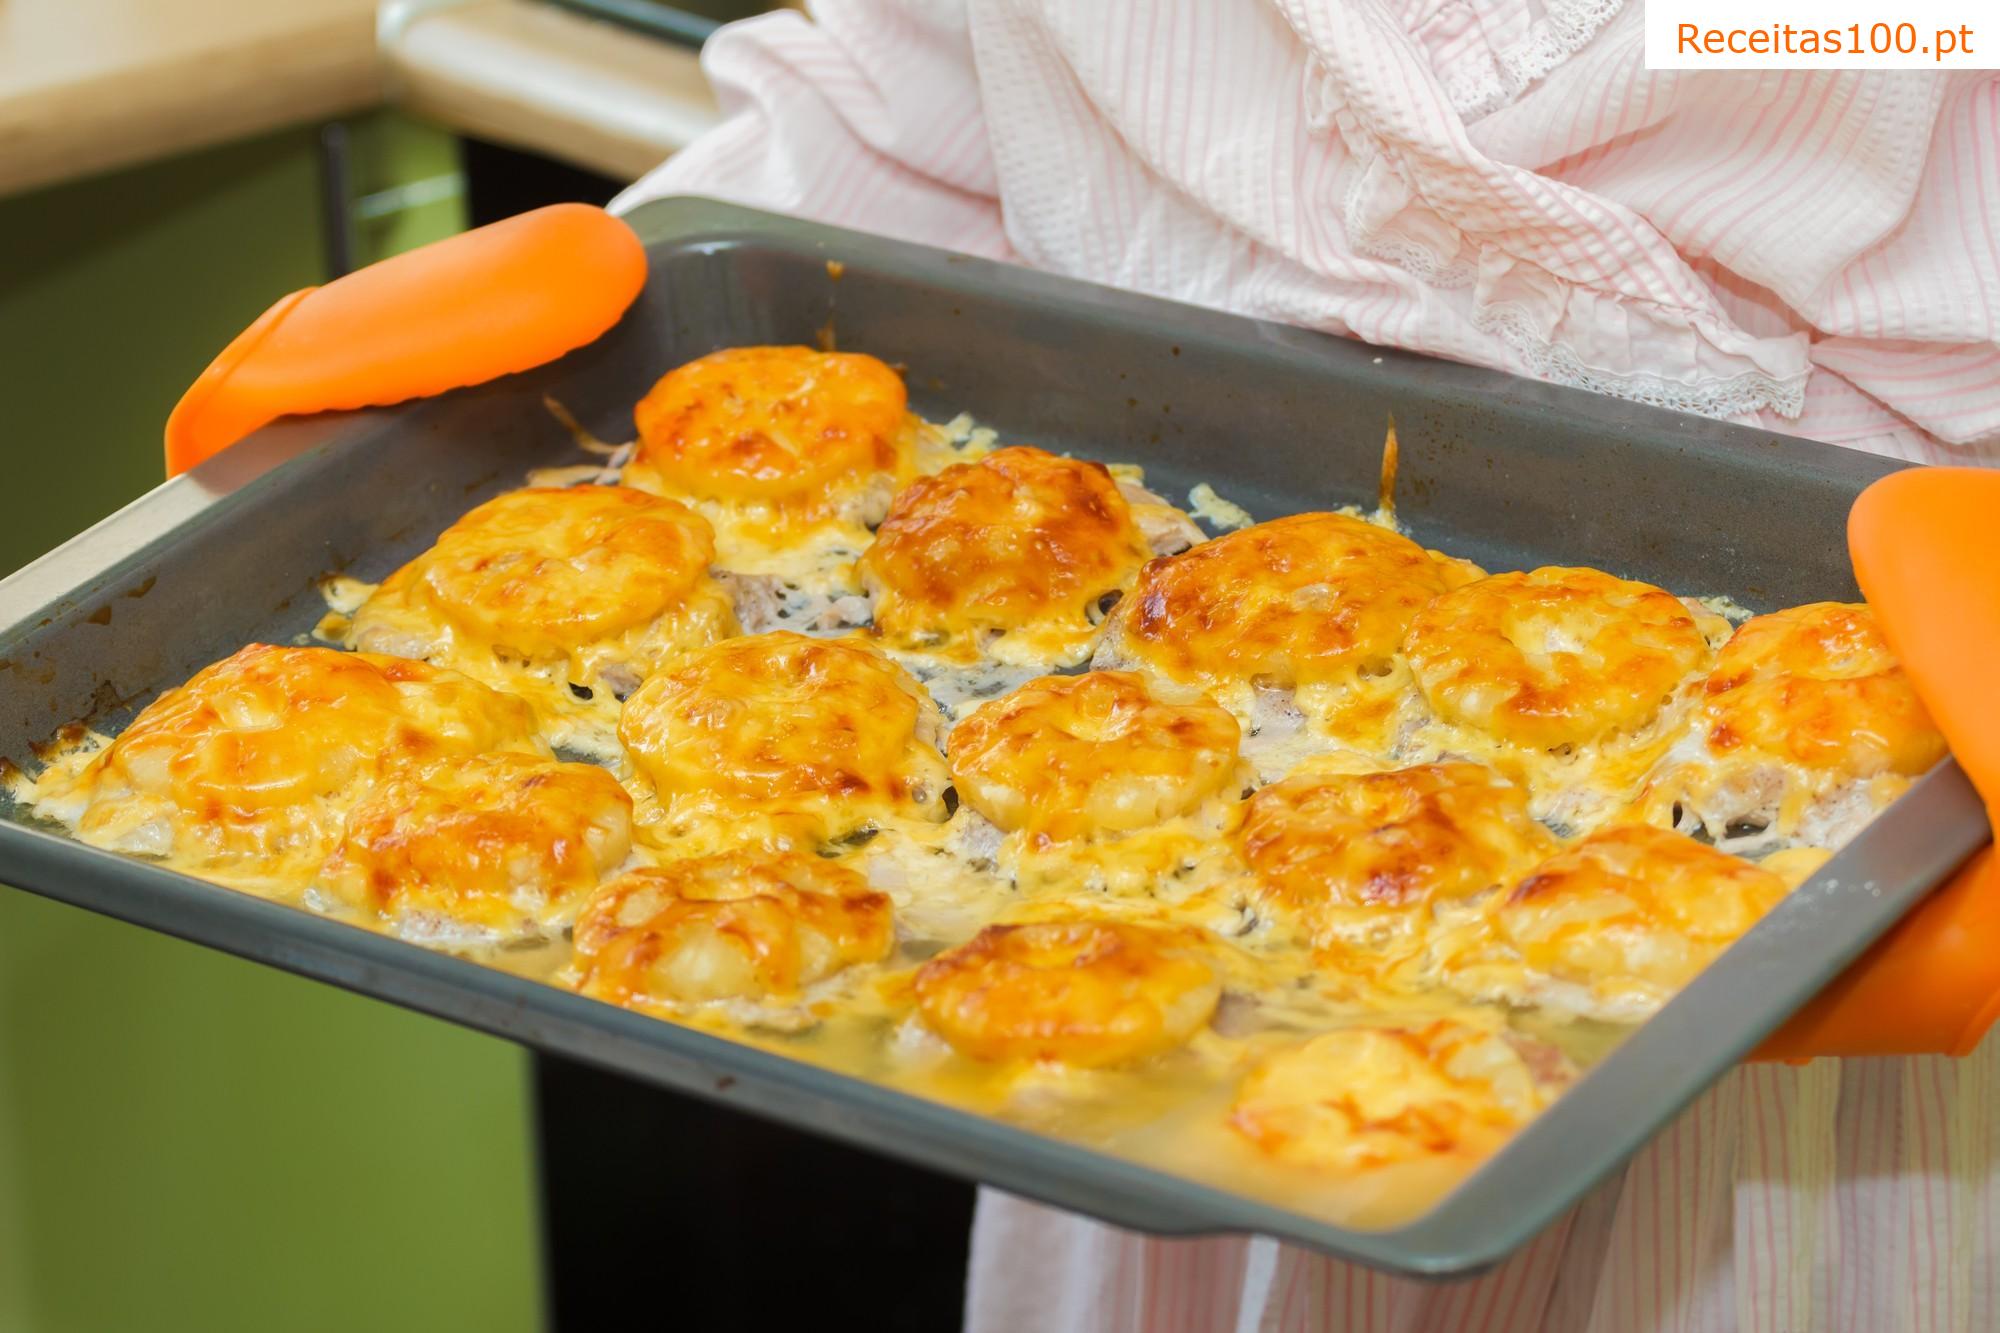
<box><xmin>914</xmin><ymin>919</ymin><xmax>1222</xmax><ymax>1067</ymax></box>
<box><xmin>1093</xmin><ymin>512</ymin><xmax>1460</xmax><ymax>753</ymax></box>
<box><xmin>1228</xmin><ymin>1019</ymin><xmax>1565</xmax><ymax>1171</ymax></box>
<box><xmin>19</xmin><ymin>338</ymin><xmax>1943</xmax><ymax>1231</ymax></box>
<box><xmin>948</xmin><ymin>671</ymin><xmax>1244</xmax><ymax>843</ymax></box>
<box><xmin>1239</xmin><ymin>762</ymin><xmax>1556</xmax><ymax>951</ymax></box>
<box><xmin>1406</xmin><ymin>566</ymin><xmax>1712</xmax><ymax>752</ymax></box>
<box><xmin>1439</xmin><ymin>824</ymin><xmax>1787</xmax><ymax>1022</ymax></box>
<box><xmin>1401</xmin><ymin>566</ymin><xmax>1722</xmax><ymax>826</ymax></box>
<box><xmin>26</xmin><ymin>644</ymin><xmax>545</xmax><ymax>890</ymax></box>
<box><xmin>569</xmin><ymin>850</ymin><xmax>894</xmax><ymax>1007</ymax></box>
<box><xmin>1705</xmin><ymin>602</ymin><xmax>1941</xmax><ymax>775</ymax></box>
<box><xmin>860</xmin><ymin>446</ymin><xmax>1154</xmax><ymax>666</ymax></box>
<box><xmin>344</xmin><ymin>485</ymin><xmax>735</xmax><ymax>740</ymax></box>
<box><xmin>1630</xmin><ymin>602</ymin><xmax>1945</xmax><ymax>850</ymax></box>
<box><xmin>617</xmin><ymin>630</ymin><xmax>950</xmax><ymax>844</ymax></box>
<box><xmin>315</xmin><ymin>753</ymin><xmax>633</xmax><ymax>943</ymax></box>
<box><xmin>624</xmin><ymin>345</ymin><xmax>918</xmax><ymax>577</ymax></box>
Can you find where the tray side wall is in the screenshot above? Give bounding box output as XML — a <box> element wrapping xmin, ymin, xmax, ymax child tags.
<box><xmin>0</xmin><ymin>203</ymin><xmax>1895</xmax><ymax>760</ymax></box>
<box><xmin>0</xmin><ymin>199</ymin><xmax>1923</xmax><ymax>1276</ymax></box>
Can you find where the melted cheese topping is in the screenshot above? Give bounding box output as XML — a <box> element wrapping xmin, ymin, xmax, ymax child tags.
<box><xmin>914</xmin><ymin>919</ymin><xmax>1223</xmax><ymax>1067</ymax></box>
<box><xmin>1440</xmin><ymin>824</ymin><xmax>1789</xmax><ymax>1021</ymax></box>
<box><xmin>314</xmin><ymin>753</ymin><xmax>632</xmax><ymax>942</ymax></box>
<box><xmin>948</xmin><ymin>671</ymin><xmax>1244</xmax><ymax>841</ymax></box>
<box><xmin>1239</xmin><ymin>762</ymin><xmax>1557</xmax><ymax>951</ymax></box>
<box><xmin>17</xmin><ymin>350</ymin><xmax>1944</xmax><ymax>1233</ymax></box>
<box><xmin>1627</xmin><ymin>602</ymin><xmax>1945</xmax><ymax>850</ymax></box>
<box><xmin>942</xmin><ymin>671</ymin><xmax>1250</xmax><ymax>896</ymax></box>
<box><xmin>1405</xmin><ymin>567</ymin><xmax>1713</xmax><ymax>752</ymax></box>
<box><xmin>617</xmin><ymin>630</ymin><xmax>951</xmax><ymax>844</ymax></box>
<box><xmin>27</xmin><ymin>644</ymin><xmax>545</xmax><ymax>888</ymax></box>
<box><xmin>1703</xmin><ymin>602</ymin><xmax>1941</xmax><ymax>776</ymax></box>
<box><xmin>1228</xmin><ymin>1019</ymin><xmax>1564</xmax><ymax>1171</ymax></box>
<box><xmin>624</xmin><ymin>346</ymin><xmax>918</xmax><ymax>577</ymax></box>
<box><xmin>1093</xmin><ymin>512</ymin><xmax>1455</xmax><ymax>746</ymax></box>
<box><xmin>569</xmin><ymin>850</ymin><xmax>894</xmax><ymax>1007</ymax></box>
<box><xmin>1399</xmin><ymin>567</ymin><xmax>1726</xmax><ymax>829</ymax></box>
<box><xmin>859</xmin><ymin>446</ymin><xmax>1154</xmax><ymax>666</ymax></box>
<box><xmin>1761</xmin><ymin>845</ymin><xmax>1835</xmax><ymax>888</ymax></box>
<box><xmin>1186</xmin><ymin>482</ymin><xmax>1254</xmax><ymax>532</ymax></box>
<box><xmin>342</xmin><ymin>486</ymin><xmax>736</xmax><ymax>747</ymax></box>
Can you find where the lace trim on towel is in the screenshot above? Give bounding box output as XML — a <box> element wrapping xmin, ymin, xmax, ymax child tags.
<box><xmin>1438</xmin><ymin>0</ymin><xmax>1628</xmax><ymax>120</ymax></box>
<box><xmin>1475</xmin><ymin>302</ymin><xmax>1811</xmax><ymax>421</ymax></box>
<box><xmin>1344</xmin><ymin>189</ymin><xmax>1478</xmax><ymax>289</ymax></box>
<box><xmin>1314</xmin><ymin>77</ymin><xmax>1478</xmax><ymax>287</ymax></box>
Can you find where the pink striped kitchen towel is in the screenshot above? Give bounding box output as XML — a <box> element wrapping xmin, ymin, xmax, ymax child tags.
<box><xmin>962</xmin><ymin>1039</ymin><xmax>2000</xmax><ymax>1333</ymax></box>
<box><xmin>612</xmin><ymin>3</ymin><xmax>2000</xmax><ymax>1328</ymax></box>
<box><xmin>617</xmin><ymin>0</ymin><xmax>2000</xmax><ymax>463</ymax></box>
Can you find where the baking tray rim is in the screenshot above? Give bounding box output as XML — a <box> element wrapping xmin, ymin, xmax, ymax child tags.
<box><xmin>0</xmin><ymin>196</ymin><xmax>1986</xmax><ymax>1278</ymax></box>
<box><xmin>0</xmin><ymin>762</ymin><xmax>1982</xmax><ymax>1279</ymax></box>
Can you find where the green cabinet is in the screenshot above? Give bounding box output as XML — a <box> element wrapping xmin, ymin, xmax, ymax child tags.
<box><xmin>0</xmin><ymin>119</ymin><xmax>541</xmax><ymax>1333</ymax></box>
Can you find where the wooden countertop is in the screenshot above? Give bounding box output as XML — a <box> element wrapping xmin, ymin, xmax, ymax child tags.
<box><xmin>0</xmin><ymin>0</ymin><xmax>383</xmax><ymax>197</ymax></box>
<box><xmin>0</xmin><ymin>0</ymin><xmax>720</xmax><ymax>198</ymax></box>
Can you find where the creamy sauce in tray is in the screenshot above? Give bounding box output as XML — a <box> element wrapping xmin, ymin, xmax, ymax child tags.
<box><xmin>12</xmin><ymin>352</ymin><xmax>1939</xmax><ymax>1231</ymax></box>
<box><xmin>235</xmin><ymin>812</ymin><xmax>1632</xmax><ymax>1230</ymax></box>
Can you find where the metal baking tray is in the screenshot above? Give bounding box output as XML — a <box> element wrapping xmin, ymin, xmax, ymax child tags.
<box><xmin>0</xmin><ymin>198</ymin><xmax>1987</xmax><ymax>1277</ymax></box>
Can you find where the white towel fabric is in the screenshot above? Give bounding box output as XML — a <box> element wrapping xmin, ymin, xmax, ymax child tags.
<box><xmin>616</xmin><ymin>0</ymin><xmax>2000</xmax><ymax>463</ymax></box>
<box><xmin>613</xmin><ymin>4</ymin><xmax>2000</xmax><ymax>1327</ymax></box>
<box><xmin>962</xmin><ymin>1037</ymin><xmax>2000</xmax><ymax>1333</ymax></box>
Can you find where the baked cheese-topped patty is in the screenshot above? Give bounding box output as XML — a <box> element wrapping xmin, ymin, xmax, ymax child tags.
<box><xmin>617</xmin><ymin>630</ymin><xmax>951</xmax><ymax>843</ymax></box>
<box><xmin>1239</xmin><ymin>761</ymin><xmax>1557</xmax><ymax>951</ymax></box>
<box><xmin>860</xmin><ymin>446</ymin><xmax>1155</xmax><ymax>666</ymax></box>
<box><xmin>914</xmin><ymin>919</ymin><xmax>1222</xmax><ymax>1067</ymax></box>
<box><xmin>1401</xmin><ymin>566</ymin><xmax>1724</xmax><ymax>827</ymax></box>
<box><xmin>624</xmin><ymin>345</ymin><xmax>918</xmax><ymax>576</ymax></box>
<box><xmin>1704</xmin><ymin>601</ymin><xmax>1941</xmax><ymax>777</ymax></box>
<box><xmin>315</xmin><ymin>753</ymin><xmax>633</xmax><ymax>943</ymax></box>
<box><xmin>345</xmin><ymin>485</ymin><xmax>736</xmax><ymax>733</ymax></box>
<box><xmin>568</xmin><ymin>850</ymin><xmax>894</xmax><ymax>1007</ymax></box>
<box><xmin>1405</xmin><ymin>566</ymin><xmax>1714</xmax><ymax>753</ymax></box>
<box><xmin>1438</xmin><ymin>824</ymin><xmax>1788</xmax><ymax>1021</ymax></box>
<box><xmin>27</xmin><ymin>644</ymin><xmax>545</xmax><ymax>887</ymax></box>
<box><xmin>1631</xmin><ymin>602</ymin><xmax>1945</xmax><ymax>850</ymax></box>
<box><xmin>947</xmin><ymin>671</ymin><xmax>1244</xmax><ymax>843</ymax></box>
<box><xmin>1228</xmin><ymin>1019</ymin><xmax>1565</xmax><ymax>1170</ymax></box>
<box><xmin>1093</xmin><ymin>512</ymin><xmax>1461</xmax><ymax>751</ymax></box>
<box><xmin>21</xmin><ymin>334</ymin><xmax>1949</xmax><ymax>1232</ymax></box>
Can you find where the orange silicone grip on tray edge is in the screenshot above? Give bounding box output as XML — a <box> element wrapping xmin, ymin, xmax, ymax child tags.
<box><xmin>1757</xmin><ymin>467</ymin><xmax>2000</xmax><ymax>1060</ymax></box>
<box><xmin>164</xmin><ymin>203</ymin><xmax>647</xmax><ymax>476</ymax></box>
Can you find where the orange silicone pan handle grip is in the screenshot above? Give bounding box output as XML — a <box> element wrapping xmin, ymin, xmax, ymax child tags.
<box><xmin>1756</xmin><ymin>466</ymin><xmax>2000</xmax><ymax>1060</ymax></box>
<box><xmin>164</xmin><ymin>203</ymin><xmax>647</xmax><ymax>476</ymax></box>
